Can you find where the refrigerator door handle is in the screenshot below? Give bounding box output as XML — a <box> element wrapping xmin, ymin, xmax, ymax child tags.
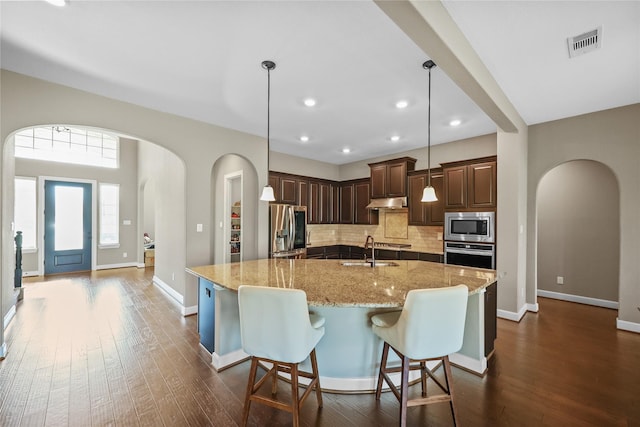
<box><xmin>289</xmin><ymin>207</ymin><xmax>295</xmax><ymax>251</ymax></box>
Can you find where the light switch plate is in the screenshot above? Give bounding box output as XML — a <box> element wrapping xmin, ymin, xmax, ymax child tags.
<box><xmin>196</xmin><ymin>223</ymin><xmax>203</xmax><ymax>232</ymax></box>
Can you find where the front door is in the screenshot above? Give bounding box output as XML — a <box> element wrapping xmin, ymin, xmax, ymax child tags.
<box><xmin>44</xmin><ymin>180</ymin><xmax>92</xmax><ymax>274</ymax></box>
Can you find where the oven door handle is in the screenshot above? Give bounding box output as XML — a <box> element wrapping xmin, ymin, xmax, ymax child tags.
<box><xmin>445</xmin><ymin>248</ymin><xmax>493</xmax><ymax>256</ymax></box>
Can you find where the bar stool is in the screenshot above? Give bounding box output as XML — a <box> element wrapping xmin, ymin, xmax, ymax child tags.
<box><xmin>237</xmin><ymin>285</ymin><xmax>325</xmax><ymax>427</ymax></box>
<box><xmin>372</xmin><ymin>285</ymin><xmax>468</xmax><ymax>426</ymax></box>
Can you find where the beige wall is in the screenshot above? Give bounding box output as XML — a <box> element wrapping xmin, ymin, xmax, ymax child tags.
<box><xmin>270</xmin><ymin>151</ymin><xmax>340</xmax><ymax>181</ymax></box>
<box><xmin>537</xmin><ymin>160</ymin><xmax>619</xmax><ymax>301</ymax></box>
<box><xmin>1</xmin><ymin>69</ymin><xmax>269</xmax><ymax>319</ymax></box>
<box><xmin>527</xmin><ymin>104</ymin><xmax>640</xmax><ymax>325</ymax></box>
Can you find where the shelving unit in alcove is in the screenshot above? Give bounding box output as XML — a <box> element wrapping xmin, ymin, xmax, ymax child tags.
<box><xmin>224</xmin><ymin>171</ymin><xmax>243</xmax><ymax>264</ymax></box>
<box><xmin>230</xmin><ymin>203</ymin><xmax>241</xmax><ymax>262</ymax></box>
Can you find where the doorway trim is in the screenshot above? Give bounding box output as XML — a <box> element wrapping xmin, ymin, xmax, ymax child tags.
<box><xmin>38</xmin><ymin>176</ymin><xmax>97</xmax><ymax>275</ymax></box>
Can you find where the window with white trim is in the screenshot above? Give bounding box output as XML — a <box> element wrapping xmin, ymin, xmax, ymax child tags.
<box><xmin>99</xmin><ymin>183</ymin><xmax>120</xmax><ymax>246</ymax></box>
<box><xmin>14</xmin><ymin>177</ymin><xmax>37</xmax><ymax>250</ymax></box>
<box><xmin>15</xmin><ymin>126</ymin><xmax>119</xmax><ymax>168</ymax></box>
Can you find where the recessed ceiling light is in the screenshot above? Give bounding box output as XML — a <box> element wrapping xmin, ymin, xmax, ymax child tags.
<box><xmin>304</xmin><ymin>98</ymin><xmax>316</xmax><ymax>107</ymax></box>
<box><xmin>395</xmin><ymin>100</ymin><xmax>408</xmax><ymax>109</ymax></box>
<box><xmin>449</xmin><ymin>119</ymin><xmax>462</xmax><ymax>127</ymax></box>
<box><xmin>300</xmin><ymin>135</ymin><xmax>309</xmax><ymax>143</ymax></box>
<box><xmin>342</xmin><ymin>148</ymin><xmax>351</xmax><ymax>154</ymax></box>
<box><xmin>390</xmin><ymin>135</ymin><xmax>400</xmax><ymax>142</ymax></box>
<box><xmin>45</xmin><ymin>0</ymin><xmax>66</xmax><ymax>6</ymax></box>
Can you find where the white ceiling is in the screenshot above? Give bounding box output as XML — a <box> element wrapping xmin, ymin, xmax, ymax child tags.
<box><xmin>1</xmin><ymin>1</ymin><xmax>638</xmax><ymax>165</ymax></box>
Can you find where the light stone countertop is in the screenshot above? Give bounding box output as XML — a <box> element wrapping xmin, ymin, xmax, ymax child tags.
<box><xmin>186</xmin><ymin>259</ymin><xmax>497</xmax><ymax>308</ymax></box>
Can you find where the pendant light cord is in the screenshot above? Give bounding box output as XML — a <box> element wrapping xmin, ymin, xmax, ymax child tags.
<box><xmin>427</xmin><ymin>64</ymin><xmax>432</xmax><ymax>187</ymax></box>
<box><xmin>267</xmin><ymin>65</ymin><xmax>271</xmax><ymax>172</ymax></box>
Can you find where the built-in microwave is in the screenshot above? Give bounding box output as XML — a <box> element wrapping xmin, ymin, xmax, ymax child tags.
<box><xmin>444</xmin><ymin>211</ymin><xmax>495</xmax><ymax>243</ymax></box>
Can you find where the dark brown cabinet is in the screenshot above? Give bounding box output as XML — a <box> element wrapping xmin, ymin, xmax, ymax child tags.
<box><xmin>354</xmin><ymin>180</ymin><xmax>378</xmax><ymax>225</ymax></box>
<box><xmin>269</xmin><ymin>172</ymin><xmax>337</xmax><ymax>224</ymax></box>
<box><xmin>484</xmin><ymin>282</ymin><xmax>497</xmax><ymax>356</ymax></box>
<box><xmin>280</xmin><ymin>176</ymin><xmax>297</xmax><ymax>205</ymax></box>
<box><xmin>368</xmin><ymin>157</ymin><xmax>416</xmax><ymax>198</ymax></box>
<box><xmin>443</xmin><ymin>156</ymin><xmax>497</xmax><ymax>211</ymax></box>
<box><xmin>340</xmin><ymin>183</ymin><xmax>354</xmax><ymax>224</ymax></box>
<box><xmin>468</xmin><ymin>161</ymin><xmax>497</xmax><ymax>208</ymax></box>
<box><xmin>444</xmin><ymin>165</ymin><xmax>467</xmax><ymax>210</ymax></box>
<box><xmin>340</xmin><ymin>179</ymin><xmax>377</xmax><ymax>225</ymax></box>
<box><xmin>298</xmin><ymin>180</ymin><xmax>308</xmax><ymax>208</ymax></box>
<box><xmin>408</xmin><ymin>169</ymin><xmax>444</xmax><ymax>225</ymax></box>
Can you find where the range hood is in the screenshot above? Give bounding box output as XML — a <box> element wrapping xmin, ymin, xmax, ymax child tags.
<box><xmin>366</xmin><ymin>197</ymin><xmax>407</xmax><ymax>210</ymax></box>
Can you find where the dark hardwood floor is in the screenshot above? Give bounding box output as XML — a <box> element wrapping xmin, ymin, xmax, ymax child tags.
<box><xmin>1</xmin><ymin>268</ymin><xmax>638</xmax><ymax>426</ymax></box>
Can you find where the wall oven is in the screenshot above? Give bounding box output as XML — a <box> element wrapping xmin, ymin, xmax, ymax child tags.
<box><xmin>445</xmin><ymin>211</ymin><xmax>495</xmax><ymax>243</ymax></box>
<box><xmin>444</xmin><ymin>242</ymin><xmax>495</xmax><ymax>270</ymax></box>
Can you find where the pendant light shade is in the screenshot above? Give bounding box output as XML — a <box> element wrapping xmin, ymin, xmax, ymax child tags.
<box><xmin>421</xmin><ymin>186</ymin><xmax>438</xmax><ymax>203</ymax></box>
<box><xmin>421</xmin><ymin>60</ymin><xmax>438</xmax><ymax>203</ymax></box>
<box><xmin>260</xmin><ymin>184</ymin><xmax>275</xmax><ymax>202</ymax></box>
<box><xmin>260</xmin><ymin>60</ymin><xmax>277</xmax><ymax>202</ymax></box>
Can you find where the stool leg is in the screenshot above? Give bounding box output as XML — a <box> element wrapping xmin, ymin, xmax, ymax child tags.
<box><xmin>271</xmin><ymin>362</ymin><xmax>279</xmax><ymax>395</ymax></box>
<box><xmin>443</xmin><ymin>355</ymin><xmax>458</xmax><ymax>427</ymax></box>
<box><xmin>242</xmin><ymin>357</ymin><xmax>259</xmax><ymax>427</ymax></box>
<box><xmin>420</xmin><ymin>360</ymin><xmax>427</xmax><ymax>397</ymax></box>
<box><xmin>310</xmin><ymin>349</ymin><xmax>323</xmax><ymax>408</ymax></box>
<box><xmin>376</xmin><ymin>342</ymin><xmax>390</xmax><ymax>400</ymax></box>
<box><xmin>291</xmin><ymin>362</ymin><xmax>300</xmax><ymax>427</ymax></box>
<box><xmin>399</xmin><ymin>354</ymin><xmax>410</xmax><ymax>427</ymax></box>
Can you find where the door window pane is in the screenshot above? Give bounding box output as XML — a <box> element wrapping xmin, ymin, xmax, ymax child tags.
<box><xmin>54</xmin><ymin>186</ymin><xmax>84</xmax><ymax>251</ymax></box>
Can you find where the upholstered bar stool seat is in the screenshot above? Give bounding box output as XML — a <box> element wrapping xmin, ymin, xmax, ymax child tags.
<box><xmin>372</xmin><ymin>285</ymin><xmax>468</xmax><ymax>427</ymax></box>
<box><xmin>238</xmin><ymin>285</ymin><xmax>325</xmax><ymax>427</ymax></box>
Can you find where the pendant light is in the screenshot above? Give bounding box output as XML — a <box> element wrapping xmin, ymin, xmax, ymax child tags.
<box><xmin>260</xmin><ymin>60</ymin><xmax>277</xmax><ymax>202</ymax></box>
<box><xmin>421</xmin><ymin>60</ymin><xmax>438</xmax><ymax>203</ymax></box>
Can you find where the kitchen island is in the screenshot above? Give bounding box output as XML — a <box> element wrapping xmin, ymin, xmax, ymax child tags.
<box><xmin>186</xmin><ymin>258</ymin><xmax>497</xmax><ymax>392</ymax></box>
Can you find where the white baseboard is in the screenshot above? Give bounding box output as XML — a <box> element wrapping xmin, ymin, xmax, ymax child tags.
<box><xmin>4</xmin><ymin>305</ymin><xmax>17</xmax><ymax>330</ymax></box>
<box><xmin>497</xmin><ymin>304</ymin><xmax>528</xmax><ymax>322</ymax></box>
<box><xmin>617</xmin><ymin>318</ymin><xmax>640</xmax><ymax>334</ymax></box>
<box><xmin>526</xmin><ymin>302</ymin><xmax>539</xmax><ymax>313</ymax></box>
<box><xmin>537</xmin><ymin>290</ymin><xmax>619</xmax><ymax>309</ymax></box>
<box><xmin>211</xmin><ymin>348</ymin><xmax>249</xmax><ymax>371</ymax></box>
<box><xmin>183</xmin><ymin>305</ymin><xmax>198</xmax><ymax>316</ymax></box>
<box><xmin>449</xmin><ymin>352</ymin><xmax>487</xmax><ymax>375</ymax></box>
<box><xmin>22</xmin><ymin>270</ymin><xmax>40</xmax><ymax>278</ymax></box>
<box><xmin>136</xmin><ymin>262</ymin><xmax>146</xmax><ymax>268</ymax></box>
<box><xmin>96</xmin><ymin>262</ymin><xmax>139</xmax><ymax>271</ymax></box>
<box><xmin>152</xmin><ymin>275</ymin><xmax>184</xmax><ymax>305</ymax></box>
<box><xmin>0</xmin><ymin>342</ymin><xmax>6</xmax><ymax>360</ymax></box>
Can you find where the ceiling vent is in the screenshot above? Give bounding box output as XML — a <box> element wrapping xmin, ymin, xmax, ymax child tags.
<box><xmin>567</xmin><ymin>26</ymin><xmax>602</xmax><ymax>58</ymax></box>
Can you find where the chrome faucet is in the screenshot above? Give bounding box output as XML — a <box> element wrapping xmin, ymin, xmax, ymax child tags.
<box><xmin>364</xmin><ymin>235</ymin><xmax>375</xmax><ymax>267</ymax></box>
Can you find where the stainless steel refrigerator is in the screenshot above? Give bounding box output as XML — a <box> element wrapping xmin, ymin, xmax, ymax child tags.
<box><xmin>270</xmin><ymin>204</ymin><xmax>307</xmax><ymax>258</ymax></box>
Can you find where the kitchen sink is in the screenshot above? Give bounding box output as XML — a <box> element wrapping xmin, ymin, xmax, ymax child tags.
<box><xmin>341</xmin><ymin>261</ymin><xmax>399</xmax><ymax>267</ymax></box>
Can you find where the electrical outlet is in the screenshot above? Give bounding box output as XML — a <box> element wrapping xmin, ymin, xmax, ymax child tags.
<box><xmin>172</xmin><ymin>273</ymin><xmax>175</xmax><ymax>281</ymax></box>
<box><xmin>123</xmin><ymin>252</ymin><xmax>127</xmax><ymax>258</ymax></box>
<box><xmin>557</xmin><ymin>276</ymin><xmax>564</xmax><ymax>285</ymax></box>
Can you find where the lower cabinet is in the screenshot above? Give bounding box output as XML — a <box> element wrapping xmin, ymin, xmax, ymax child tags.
<box><xmin>304</xmin><ymin>245</ymin><xmax>443</xmax><ymax>262</ymax></box>
<box><xmin>198</xmin><ymin>279</ymin><xmax>215</xmax><ymax>353</ymax></box>
<box><xmin>484</xmin><ymin>282</ymin><xmax>497</xmax><ymax>356</ymax></box>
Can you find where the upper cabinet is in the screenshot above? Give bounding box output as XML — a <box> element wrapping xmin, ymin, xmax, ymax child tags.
<box><xmin>369</xmin><ymin>157</ymin><xmax>416</xmax><ymax>198</ymax></box>
<box><xmin>407</xmin><ymin>169</ymin><xmax>444</xmax><ymax>226</ymax></box>
<box><xmin>269</xmin><ymin>172</ymin><xmax>339</xmax><ymax>224</ymax></box>
<box><xmin>340</xmin><ymin>179</ymin><xmax>378</xmax><ymax>225</ymax></box>
<box><xmin>442</xmin><ymin>156</ymin><xmax>497</xmax><ymax>211</ymax></box>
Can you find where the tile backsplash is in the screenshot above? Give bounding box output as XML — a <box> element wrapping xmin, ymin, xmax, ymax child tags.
<box><xmin>307</xmin><ymin>211</ymin><xmax>444</xmax><ymax>254</ymax></box>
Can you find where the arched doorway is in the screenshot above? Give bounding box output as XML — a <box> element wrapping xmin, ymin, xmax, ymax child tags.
<box><xmin>536</xmin><ymin>160</ymin><xmax>619</xmax><ymax>308</ymax></box>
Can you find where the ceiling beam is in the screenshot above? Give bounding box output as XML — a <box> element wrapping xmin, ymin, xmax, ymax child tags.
<box><xmin>375</xmin><ymin>0</ymin><xmax>526</xmax><ymax>133</ymax></box>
